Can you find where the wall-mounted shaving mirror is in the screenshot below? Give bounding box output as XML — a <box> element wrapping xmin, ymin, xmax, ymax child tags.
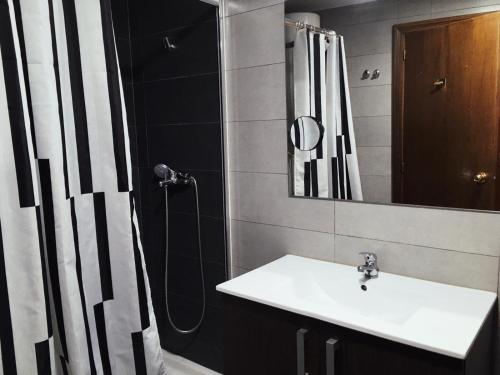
<box><xmin>285</xmin><ymin>0</ymin><xmax>500</xmax><ymax>212</ymax></box>
<box><xmin>290</xmin><ymin>116</ymin><xmax>324</xmax><ymax>151</ymax></box>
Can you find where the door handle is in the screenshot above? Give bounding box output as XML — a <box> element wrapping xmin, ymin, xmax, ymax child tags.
<box><xmin>473</xmin><ymin>172</ymin><xmax>489</xmax><ymax>184</ymax></box>
<box><xmin>296</xmin><ymin>328</ymin><xmax>308</xmax><ymax>375</ymax></box>
<box><xmin>433</xmin><ymin>78</ymin><xmax>446</xmax><ymax>87</ymax></box>
<box><xmin>326</xmin><ymin>338</ymin><xmax>340</xmax><ymax>375</ymax></box>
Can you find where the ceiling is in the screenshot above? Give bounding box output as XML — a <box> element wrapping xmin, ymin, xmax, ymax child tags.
<box><xmin>285</xmin><ymin>0</ymin><xmax>376</xmax><ymax>12</ymax></box>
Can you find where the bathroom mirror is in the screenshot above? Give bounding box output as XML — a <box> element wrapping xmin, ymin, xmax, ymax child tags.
<box><xmin>290</xmin><ymin>116</ymin><xmax>324</xmax><ymax>151</ymax></box>
<box><xmin>285</xmin><ymin>0</ymin><xmax>500</xmax><ymax>211</ymax></box>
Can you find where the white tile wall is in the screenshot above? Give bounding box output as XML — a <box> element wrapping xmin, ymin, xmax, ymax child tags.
<box><xmin>228</xmin><ymin>120</ymin><xmax>287</xmax><ymax>174</ymax></box>
<box><xmin>353</xmin><ymin>116</ymin><xmax>391</xmax><ymax>147</ymax></box>
<box><xmin>335</xmin><ymin>20</ymin><xmax>393</xmax><ymax>57</ymax></box>
<box><xmin>357</xmin><ymin>147</ymin><xmax>391</xmax><ymax>176</ymax></box>
<box><xmin>230</xmin><ymin>172</ymin><xmax>335</xmax><ymax>233</ymax></box>
<box><xmin>225</xmin><ymin>4</ymin><xmax>285</xmax><ymax>70</ymax></box>
<box><xmin>335</xmin><ymin>201</ymin><xmax>500</xmax><ymax>256</ymax></box>
<box><xmin>347</xmin><ymin>53</ymin><xmax>392</xmax><ymax>87</ymax></box>
<box><xmin>397</xmin><ymin>0</ymin><xmax>432</xmax><ymax>18</ymax></box>
<box><xmin>349</xmin><ymin>85</ymin><xmax>391</xmax><ymax>117</ymax></box>
<box><xmin>359</xmin><ymin>175</ymin><xmax>391</xmax><ymax>203</ymax></box>
<box><xmin>231</xmin><ymin>220</ymin><xmax>334</xmax><ymax>269</ymax></box>
<box><xmin>226</xmin><ymin>63</ymin><xmax>286</xmax><ymax>122</ymax></box>
<box><xmin>430</xmin><ymin>4</ymin><xmax>500</xmax><ymax>18</ymax></box>
<box><xmin>431</xmin><ymin>0</ymin><xmax>481</xmax><ymax>13</ymax></box>
<box><xmin>335</xmin><ymin>235</ymin><xmax>499</xmax><ymax>291</ymax></box>
<box><xmin>320</xmin><ymin>0</ymin><xmax>397</xmax><ymax>26</ymax></box>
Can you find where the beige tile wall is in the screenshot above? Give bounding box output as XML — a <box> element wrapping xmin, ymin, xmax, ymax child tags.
<box><xmin>222</xmin><ymin>0</ymin><xmax>336</xmax><ymax>276</ymax></box>
<box><xmin>221</xmin><ymin>0</ymin><xmax>500</xmax><ymax>342</ymax></box>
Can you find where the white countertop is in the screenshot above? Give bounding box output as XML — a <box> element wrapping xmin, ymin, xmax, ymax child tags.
<box><xmin>216</xmin><ymin>255</ymin><xmax>497</xmax><ymax>359</ymax></box>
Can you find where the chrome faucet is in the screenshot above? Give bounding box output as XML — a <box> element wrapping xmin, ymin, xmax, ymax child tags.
<box><xmin>357</xmin><ymin>252</ymin><xmax>379</xmax><ymax>279</ymax></box>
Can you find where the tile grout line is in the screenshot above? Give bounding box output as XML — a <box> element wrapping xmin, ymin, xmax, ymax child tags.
<box><xmin>226</xmin><ymin>118</ymin><xmax>287</xmax><ymax>123</ymax></box>
<box><xmin>225</xmin><ymin>1</ymin><xmax>284</xmax><ymax>18</ymax></box>
<box><xmin>231</xmin><ymin>218</ymin><xmax>335</xmax><ymax>235</ymax></box>
<box><xmin>229</xmin><ymin>170</ymin><xmax>287</xmax><ymax>175</ymax></box>
<box><xmin>226</xmin><ymin>60</ymin><xmax>285</xmax><ymax>72</ymax></box>
<box><xmin>334</xmin><ymin>233</ymin><xmax>500</xmax><ymax>259</ymax></box>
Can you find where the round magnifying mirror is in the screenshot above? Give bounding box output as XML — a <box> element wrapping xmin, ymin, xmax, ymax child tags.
<box><xmin>290</xmin><ymin>116</ymin><xmax>324</xmax><ymax>151</ymax></box>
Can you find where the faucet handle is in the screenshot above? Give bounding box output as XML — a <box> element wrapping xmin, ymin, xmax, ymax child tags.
<box><xmin>359</xmin><ymin>252</ymin><xmax>377</xmax><ymax>264</ymax></box>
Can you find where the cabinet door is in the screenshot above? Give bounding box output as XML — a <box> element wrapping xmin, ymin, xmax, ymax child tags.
<box><xmin>223</xmin><ymin>295</ymin><xmax>466</xmax><ymax>375</ymax></box>
<box><xmin>315</xmin><ymin>322</ymin><xmax>464</xmax><ymax>375</ymax></box>
<box><xmin>337</xmin><ymin>331</ymin><xmax>464</xmax><ymax>375</ymax></box>
<box><xmin>223</xmin><ymin>295</ymin><xmax>320</xmax><ymax>375</ymax></box>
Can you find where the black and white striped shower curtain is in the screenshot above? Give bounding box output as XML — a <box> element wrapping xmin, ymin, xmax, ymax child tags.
<box><xmin>0</xmin><ymin>0</ymin><xmax>165</xmax><ymax>374</ymax></box>
<box><xmin>290</xmin><ymin>29</ymin><xmax>362</xmax><ymax>200</ymax></box>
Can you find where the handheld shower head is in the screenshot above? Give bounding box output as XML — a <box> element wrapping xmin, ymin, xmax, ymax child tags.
<box><xmin>154</xmin><ymin>164</ymin><xmax>172</xmax><ymax>179</ymax></box>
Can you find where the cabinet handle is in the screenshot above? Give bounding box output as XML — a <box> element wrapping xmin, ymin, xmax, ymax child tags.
<box><xmin>326</xmin><ymin>338</ymin><xmax>340</xmax><ymax>375</ymax></box>
<box><xmin>296</xmin><ymin>328</ymin><xmax>308</xmax><ymax>375</ymax></box>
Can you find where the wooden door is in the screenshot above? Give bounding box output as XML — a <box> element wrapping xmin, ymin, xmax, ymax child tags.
<box><xmin>393</xmin><ymin>12</ymin><xmax>500</xmax><ymax>210</ymax></box>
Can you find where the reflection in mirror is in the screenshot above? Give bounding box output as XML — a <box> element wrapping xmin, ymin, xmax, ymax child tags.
<box><xmin>286</xmin><ymin>12</ymin><xmax>363</xmax><ymax>200</ymax></box>
<box><xmin>290</xmin><ymin>116</ymin><xmax>324</xmax><ymax>152</ymax></box>
<box><xmin>285</xmin><ymin>0</ymin><xmax>500</xmax><ymax>211</ymax></box>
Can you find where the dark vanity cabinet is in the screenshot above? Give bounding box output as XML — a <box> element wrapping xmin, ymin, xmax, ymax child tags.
<box><xmin>222</xmin><ymin>295</ymin><xmax>496</xmax><ymax>375</ymax></box>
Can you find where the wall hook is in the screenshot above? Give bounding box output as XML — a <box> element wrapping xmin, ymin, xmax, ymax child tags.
<box><xmin>163</xmin><ymin>36</ymin><xmax>177</xmax><ymax>51</ymax></box>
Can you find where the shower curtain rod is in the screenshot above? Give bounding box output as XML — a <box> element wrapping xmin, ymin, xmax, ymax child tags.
<box><xmin>285</xmin><ymin>18</ymin><xmax>340</xmax><ymax>37</ymax></box>
<box><xmin>200</xmin><ymin>0</ymin><xmax>219</xmax><ymax>5</ymax></box>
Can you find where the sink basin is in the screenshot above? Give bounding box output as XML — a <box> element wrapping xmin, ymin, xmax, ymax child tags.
<box><xmin>216</xmin><ymin>255</ymin><xmax>497</xmax><ymax>359</ymax></box>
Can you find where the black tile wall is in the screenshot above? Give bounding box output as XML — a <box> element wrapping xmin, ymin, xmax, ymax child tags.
<box><xmin>128</xmin><ymin>0</ymin><xmax>215</xmax><ymax>38</ymax></box>
<box><xmin>110</xmin><ymin>0</ymin><xmax>130</xmax><ymax>39</ymax></box>
<box><xmin>142</xmin><ymin>74</ymin><xmax>221</xmax><ymax>125</ymax></box>
<box><xmin>115</xmin><ymin>38</ymin><xmax>133</xmax><ymax>82</ymax></box>
<box><xmin>111</xmin><ymin>0</ymin><xmax>227</xmax><ymax>372</ymax></box>
<box><xmin>147</xmin><ymin>124</ymin><xmax>222</xmax><ymax>169</ymax></box>
<box><xmin>133</xmin><ymin>21</ymin><xmax>219</xmax><ymax>81</ymax></box>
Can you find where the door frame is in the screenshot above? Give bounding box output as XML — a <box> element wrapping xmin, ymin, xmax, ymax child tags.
<box><xmin>392</xmin><ymin>12</ymin><xmax>500</xmax><ymax>207</ymax></box>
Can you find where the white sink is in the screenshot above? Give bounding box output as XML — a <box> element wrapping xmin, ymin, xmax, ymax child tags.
<box><xmin>216</xmin><ymin>255</ymin><xmax>497</xmax><ymax>359</ymax></box>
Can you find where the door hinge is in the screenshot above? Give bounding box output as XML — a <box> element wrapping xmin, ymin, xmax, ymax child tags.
<box><xmin>403</xmin><ymin>49</ymin><xmax>407</xmax><ymax>61</ymax></box>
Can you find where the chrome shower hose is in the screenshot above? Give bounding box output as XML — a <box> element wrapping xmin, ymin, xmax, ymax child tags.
<box><xmin>163</xmin><ymin>177</ymin><xmax>205</xmax><ymax>335</ymax></box>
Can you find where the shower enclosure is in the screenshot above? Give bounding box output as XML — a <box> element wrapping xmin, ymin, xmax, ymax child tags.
<box><xmin>0</xmin><ymin>0</ymin><xmax>226</xmax><ymax>372</ymax></box>
<box><xmin>111</xmin><ymin>0</ymin><xmax>228</xmax><ymax>372</ymax></box>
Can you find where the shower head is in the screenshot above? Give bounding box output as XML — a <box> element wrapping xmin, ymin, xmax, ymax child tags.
<box><xmin>154</xmin><ymin>164</ymin><xmax>173</xmax><ymax>179</ymax></box>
